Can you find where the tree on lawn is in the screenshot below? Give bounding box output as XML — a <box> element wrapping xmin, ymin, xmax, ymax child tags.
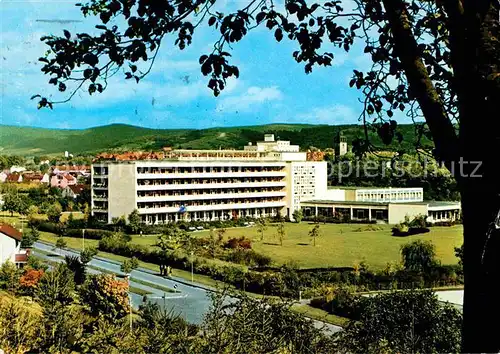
<box><xmin>121</xmin><ymin>256</ymin><xmax>139</xmax><ymax>275</ymax></box>
<box><xmin>47</xmin><ymin>203</ymin><xmax>62</xmax><ymax>224</ymax></box>
<box><xmin>34</xmin><ymin>0</ymin><xmax>500</xmax><ymax>351</ymax></box>
<box><xmin>400</xmin><ymin>240</ymin><xmax>438</xmax><ymax>273</ymax></box>
<box><xmin>127</xmin><ymin>209</ymin><xmax>142</xmax><ymax>234</ymax></box>
<box><xmin>208</xmin><ymin>228</ymin><xmax>224</xmax><ymax>258</ymax></box>
<box><xmin>155</xmin><ymin>226</ymin><xmax>190</xmax><ymax>275</ymax></box>
<box><xmin>256</xmin><ymin>218</ymin><xmax>268</xmax><ymax>241</ymax></box>
<box><xmin>2</xmin><ymin>190</ymin><xmax>30</xmax><ymax>217</ymax></box>
<box><xmin>276</xmin><ymin>221</ymin><xmax>286</xmax><ymax>246</ymax></box>
<box><xmin>309</xmin><ymin>223</ymin><xmax>321</xmax><ymax>247</ymax></box>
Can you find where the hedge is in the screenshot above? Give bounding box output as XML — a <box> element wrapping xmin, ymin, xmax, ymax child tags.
<box><xmin>302</xmin><ymin>216</ymin><xmax>377</xmax><ymax>224</ymax></box>
<box><xmin>96</xmin><ymin>235</ymin><xmax>463</xmax><ymax>298</ymax></box>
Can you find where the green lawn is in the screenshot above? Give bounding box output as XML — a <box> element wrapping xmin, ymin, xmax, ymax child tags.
<box><xmin>129</xmin><ymin>286</ymin><xmax>152</xmax><ymax>296</ymax></box>
<box><xmin>130</xmin><ymin>223</ymin><xmax>463</xmax><ymax>270</ymax></box>
<box><xmin>37</xmin><ymin>221</ymin><xmax>463</xmax><ymax>271</ymax></box>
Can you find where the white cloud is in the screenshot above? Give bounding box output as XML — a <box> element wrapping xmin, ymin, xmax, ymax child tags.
<box><xmin>295</xmin><ymin>104</ymin><xmax>359</xmax><ymax>125</ymax></box>
<box><xmin>216</xmin><ymin>86</ymin><xmax>283</xmax><ymax>112</ymax></box>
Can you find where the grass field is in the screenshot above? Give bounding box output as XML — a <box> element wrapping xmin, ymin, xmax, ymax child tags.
<box><xmin>33</xmin><ymin>220</ymin><xmax>463</xmax><ymax>273</ymax></box>
<box><xmin>128</xmin><ymin>223</ymin><xmax>463</xmax><ymax>270</ymax></box>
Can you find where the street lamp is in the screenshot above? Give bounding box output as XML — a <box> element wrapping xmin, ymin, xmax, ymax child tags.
<box><xmin>190</xmin><ymin>251</ymin><xmax>194</xmax><ymax>283</ymax></box>
<box><xmin>125</xmin><ymin>274</ymin><xmax>132</xmax><ymax>333</ymax></box>
<box><xmin>82</xmin><ymin>229</ymin><xmax>85</xmax><ymax>251</ymax></box>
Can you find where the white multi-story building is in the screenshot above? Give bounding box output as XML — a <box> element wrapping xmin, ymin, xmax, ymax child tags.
<box><xmin>91</xmin><ymin>136</ymin><xmax>327</xmax><ymax>224</ymax></box>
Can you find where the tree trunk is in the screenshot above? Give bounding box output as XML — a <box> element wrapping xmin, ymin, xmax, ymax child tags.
<box><xmin>459</xmin><ymin>4</ymin><xmax>500</xmax><ymax>350</ymax></box>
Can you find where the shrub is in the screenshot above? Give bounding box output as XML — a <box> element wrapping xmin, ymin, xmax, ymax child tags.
<box><xmin>322</xmin><ymin>286</ymin><xmax>366</xmax><ymax>320</ymax></box>
<box><xmin>225</xmin><ymin>236</ymin><xmax>252</xmax><ymax>249</ymax></box>
<box><xmin>19</xmin><ymin>268</ymin><xmax>45</xmax><ymax>295</ymax></box>
<box><xmin>401</xmin><ymin>240</ymin><xmax>438</xmax><ymax>273</ymax></box>
<box><xmin>0</xmin><ymin>261</ymin><xmax>21</xmax><ymax>292</ymax></box>
<box><xmin>224</xmin><ymin>249</ymin><xmax>272</xmax><ymax>267</ymax></box>
<box><xmin>65</xmin><ymin>228</ymin><xmax>114</xmax><ymax>240</ymax></box>
<box><xmin>79</xmin><ymin>274</ymin><xmax>130</xmax><ymax>320</ymax></box>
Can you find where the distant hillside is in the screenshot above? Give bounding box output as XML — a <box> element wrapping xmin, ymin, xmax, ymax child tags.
<box><xmin>0</xmin><ymin>123</ymin><xmax>433</xmax><ymax>156</ymax></box>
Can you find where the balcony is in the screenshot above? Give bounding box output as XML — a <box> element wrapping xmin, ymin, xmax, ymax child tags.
<box><xmin>92</xmin><ymin>184</ymin><xmax>108</xmax><ymax>189</ymax></box>
<box><xmin>92</xmin><ymin>196</ymin><xmax>108</xmax><ymax>201</ymax></box>
<box><xmin>137</xmin><ymin>181</ymin><xmax>286</xmax><ymax>191</ymax></box>
<box><xmin>92</xmin><ymin>208</ymin><xmax>108</xmax><ymax>213</ymax></box>
<box><xmin>93</xmin><ymin>174</ymin><xmax>108</xmax><ymax>178</ymax></box>
<box><xmin>136</xmin><ymin>171</ymin><xmax>286</xmax><ymax>180</ymax></box>
<box><xmin>137</xmin><ymin>191</ymin><xmax>287</xmax><ymax>203</ymax></box>
<box><xmin>137</xmin><ymin>201</ymin><xmax>286</xmax><ymax>214</ymax></box>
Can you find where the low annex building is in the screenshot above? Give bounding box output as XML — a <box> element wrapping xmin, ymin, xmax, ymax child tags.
<box><xmin>300</xmin><ymin>187</ymin><xmax>461</xmax><ymax>224</ymax></box>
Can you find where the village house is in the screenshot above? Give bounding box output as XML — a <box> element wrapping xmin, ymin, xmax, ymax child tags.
<box><xmin>23</xmin><ymin>173</ymin><xmax>50</xmax><ymax>184</ymax></box>
<box><xmin>0</xmin><ymin>170</ymin><xmax>9</xmax><ymax>183</ymax></box>
<box><xmin>0</xmin><ymin>224</ymin><xmax>29</xmax><ymax>267</ymax></box>
<box><xmin>5</xmin><ymin>173</ymin><xmax>22</xmax><ymax>183</ymax></box>
<box><xmin>50</xmin><ymin>173</ymin><xmax>77</xmax><ymax>188</ymax></box>
<box><xmin>61</xmin><ymin>184</ymin><xmax>86</xmax><ymax>199</ymax></box>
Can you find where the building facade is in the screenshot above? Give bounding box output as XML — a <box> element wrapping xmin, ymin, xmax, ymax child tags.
<box><xmin>91</xmin><ymin>137</ymin><xmax>327</xmax><ymax>224</ymax></box>
<box><xmin>300</xmin><ymin>187</ymin><xmax>460</xmax><ymax>224</ymax></box>
<box><xmin>0</xmin><ymin>224</ymin><xmax>29</xmax><ymax>267</ymax></box>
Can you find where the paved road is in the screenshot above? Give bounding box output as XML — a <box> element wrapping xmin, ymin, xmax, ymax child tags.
<box><xmin>33</xmin><ymin>242</ymin><xmax>342</xmax><ymax>333</ymax></box>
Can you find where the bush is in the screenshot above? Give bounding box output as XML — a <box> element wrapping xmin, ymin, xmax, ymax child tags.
<box><xmin>431</xmin><ymin>221</ymin><xmax>457</xmax><ymax>227</ymax></box>
<box><xmin>302</xmin><ymin>216</ymin><xmax>377</xmax><ymax>224</ymax></box>
<box><xmin>320</xmin><ymin>286</ymin><xmax>366</xmax><ymax>320</ymax></box>
<box><xmin>224</xmin><ymin>249</ymin><xmax>272</xmax><ymax>267</ymax></box>
<box><xmin>65</xmin><ymin>228</ymin><xmax>114</xmax><ymax>240</ymax></box>
<box><xmin>225</xmin><ymin>236</ymin><xmax>252</xmax><ymax>249</ymax></box>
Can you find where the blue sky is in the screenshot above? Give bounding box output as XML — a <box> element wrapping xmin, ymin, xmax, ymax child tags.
<box><xmin>0</xmin><ymin>0</ymin><xmax>391</xmax><ymax>130</ymax></box>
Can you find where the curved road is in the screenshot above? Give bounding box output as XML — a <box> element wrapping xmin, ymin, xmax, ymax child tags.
<box><xmin>33</xmin><ymin>242</ymin><xmax>341</xmax><ymax>333</ymax></box>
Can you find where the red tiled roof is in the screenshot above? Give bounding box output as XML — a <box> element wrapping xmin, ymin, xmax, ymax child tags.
<box><xmin>53</xmin><ymin>165</ymin><xmax>89</xmax><ymax>171</ymax></box>
<box><xmin>0</xmin><ymin>224</ymin><xmax>22</xmax><ymax>241</ymax></box>
<box><xmin>15</xmin><ymin>253</ymin><xmax>28</xmax><ymax>263</ymax></box>
<box><xmin>5</xmin><ymin>174</ymin><xmax>20</xmax><ymax>182</ymax></box>
<box><xmin>63</xmin><ymin>174</ymin><xmax>75</xmax><ymax>181</ymax></box>
<box><xmin>69</xmin><ymin>184</ymin><xmax>86</xmax><ymax>195</ymax></box>
<box><xmin>23</xmin><ymin>174</ymin><xmax>44</xmax><ymax>182</ymax></box>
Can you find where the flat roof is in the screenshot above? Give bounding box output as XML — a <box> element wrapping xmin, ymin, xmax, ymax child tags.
<box><xmin>328</xmin><ymin>186</ymin><xmax>424</xmax><ymax>191</ymax></box>
<box><xmin>301</xmin><ymin>200</ymin><xmax>390</xmax><ymax>206</ymax></box>
<box><xmin>302</xmin><ymin>199</ymin><xmax>460</xmax><ymax>209</ymax></box>
<box><xmin>427</xmin><ymin>201</ymin><xmax>461</xmax><ymax>208</ymax></box>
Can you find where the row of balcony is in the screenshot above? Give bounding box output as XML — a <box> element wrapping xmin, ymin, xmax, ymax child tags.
<box><xmin>137</xmin><ymin>166</ymin><xmax>285</xmax><ymax>174</ymax></box>
<box><xmin>137</xmin><ymin>201</ymin><xmax>286</xmax><ymax>214</ymax></box>
<box><xmin>136</xmin><ymin>171</ymin><xmax>286</xmax><ymax>180</ymax></box>
<box><xmin>137</xmin><ymin>191</ymin><xmax>286</xmax><ymax>203</ymax></box>
<box><xmin>137</xmin><ymin>186</ymin><xmax>283</xmax><ymax>197</ymax></box>
<box><xmin>136</xmin><ymin>180</ymin><xmax>285</xmax><ymax>191</ymax></box>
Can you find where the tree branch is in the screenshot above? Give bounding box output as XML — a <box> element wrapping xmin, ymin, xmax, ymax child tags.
<box><xmin>382</xmin><ymin>0</ymin><xmax>458</xmax><ymax>166</ymax></box>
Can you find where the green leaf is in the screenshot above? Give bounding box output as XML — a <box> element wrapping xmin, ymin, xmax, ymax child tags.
<box><xmin>256</xmin><ymin>12</ymin><xmax>266</xmax><ymax>24</ymax></box>
<box><xmin>208</xmin><ymin>16</ymin><xmax>216</xmax><ymax>26</ymax></box>
<box><xmin>64</xmin><ymin>30</ymin><xmax>71</xmax><ymax>39</ymax></box>
<box><xmin>274</xmin><ymin>28</ymin><xmax>283</xmax><ymax>42</ymax></box>
<box><xmin>83</xmin><ymin>53</ymin><xmax>98</xmax><ymax>67</ymax></box>
<box><xmin>199</xmin><ymin>55</ymin><xmax>208</xmax><ymax>64</ymax></box>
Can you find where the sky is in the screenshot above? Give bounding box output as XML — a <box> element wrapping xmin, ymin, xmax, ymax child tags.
<box><xmin>0</xmin><ymin>0</ymin><xmax>395</xmax><ymax>130</ymax></box>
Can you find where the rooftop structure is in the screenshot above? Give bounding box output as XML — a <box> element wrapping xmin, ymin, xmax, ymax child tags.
<box><xmin>243</xmin><ymin>134</ymin><xmax>300</xmax><ymax>153</ymax></box>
